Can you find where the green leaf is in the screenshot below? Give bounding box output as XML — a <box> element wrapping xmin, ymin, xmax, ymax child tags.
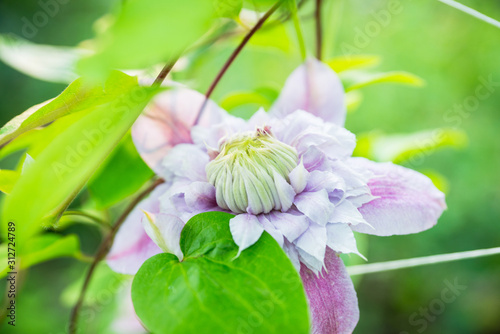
<box><xmin>354</xmin><ymin>128</ymin><xmax>468</xmax><ymax>163</ymax></box>
<box><xmin>215</xmin><ymin>0</ymin><xmax>243</xmax><ymax>18</ymax></box>
<box><xmin>0</xmin><ymin>170</ymin><xmax>19</xmax><ymax>194</ymax></box>
<box><xmin>0</xmin><ymin>234</ymin><xmax>82</xmax><ymax>278</ymax></box>
<box><xmin>0</xmin><ymin>34</ymin><xmax>85</xmax><ymax>83</ymax></box>
<box><xmin>132</xmin><ymin>212</ymin><xmax>310</xmax><ymax>334</ymax></box>
<box><xmin>342</xmin><ymin>70</ymin><xmax>425</xmax><ymax>92</ymax></box>
<box><xmin>79</xmin><ymin>0</ymin><xmax>218</xmax><ymax>79</ymax></box>
<box><xmin>1</xmin><ymin>73</ymin><xmax>160</xmax><ymax>247</ymax></box>
<box><xmin>326</xmin><ymin>55</ymin><xmax>381</xmax><ymax>73</ymax></box>
<box><xmin>0</xmin><ymin>71</ymin><xmax>137</xmax><ymax>147</ymax></box>
<box><xmin>88</xmin><ymin>133</ymin><xmax>154</xmax><ymax>209</ymax></box>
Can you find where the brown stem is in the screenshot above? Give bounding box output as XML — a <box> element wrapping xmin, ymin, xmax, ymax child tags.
<box><xmin>68</xmin><ymin>178</ymin><xmax>164</xmax><ymax>334</ymax></box>
<box><xmin>153</xmin><ymin>58</ymin><xmax>178</xmax><ymax>86</ymax></box>
<box><xmin>194</xmin><ymin>0</ymin><xmax>284</xmax><ymax>125</ymax></box>
<box><xmin>315</xmin><ymin>0</ymin><xmax>323</xmax><ymax>60</ymax></box>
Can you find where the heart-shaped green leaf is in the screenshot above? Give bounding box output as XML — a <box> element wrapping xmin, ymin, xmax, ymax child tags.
<box><xmin>132</xmin><ymin>212</ymin><xmax>310</xmax><ymax>334</ymax></box>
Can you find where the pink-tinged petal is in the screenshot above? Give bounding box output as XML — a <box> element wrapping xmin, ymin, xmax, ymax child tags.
<box><xmin>107</xmin><ymin>184</ymin><xmax>168</xmax><ymax>275</ymax></box>
<box><xmin>294</xmin><ymin>189</ymin><xmax>335</xmax><ymax>226</ymax></box>
<box><xmin>295</xmin><ymin>223</ymin><xmax>327</xmax><ymax>273</ymax></box>
<box><xmin>301</xmin><ymin>146</ymin><xmax>330</xmax><ymax>172</ymax></box>
<box><xmin>283</xmin><ymin>239</ymin><xmax>301</xmax><ymax>271</ymax></box>
<box><xmin>266</xmin><ymin>210</ymin><xmax>310</xmax><ymax>242</ymax></box>
<box><xmin>271</xmin><ymin>58</ymin><xmax>346</xmax><ymax>126</ymax></box>
<box><xmin>132</xmin><ymin>87</ymin><xmax>226</xmax><ymax>173</ymax></box>
<box><xmin>142</xmin><ymin>212</ymin><xmax>184</xmax><ymax>260</ymax></box>
<box><xmin>300</xmin><ymin>248</ymin><xmax>359</xmax><ymax>334</ymax></box>
<box><xmin>326</xmin><ymin>223</ymin><xmax>365</xmax><ymax>259</ymax></box>
<box><xmin>289</xmin><ymin>160</ymin><xmax>310</xmax><ymax>194</ymax></box>
<box><xmin>111</xmin><ymin>279</ymin><xmax>148</xmax><ymax>334</ymax></box>
<box><xmin>350</xmin><ymin>158</ymin><xmax>447</xmax><ymax>236</ymax></box>
<box><xmin>229</xmin><ymin>214</ymin><xmax>264</xmax><ymax>256</ymax></box>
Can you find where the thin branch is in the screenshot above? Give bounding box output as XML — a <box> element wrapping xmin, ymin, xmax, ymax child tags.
<box><xmin>315</xmin><ymin>0</ymin><xmax>323</xmax><ymax>60</ymax></box>
<box><xmin>438</xmin><ymin>0</ymin><xmax>500</xmax><ymax>29</ymax></box>
<box><xmin>347</xmin><ymin>246</ymin><xmax>500</xmax><ymax>276</ymax></box>
<box><xmin>152</xmin><ymin>58</ymin><xmax>178</xmax><ymax>86</ymax></box>
<box><xmin>68</xmin><ymin>178</ymin><xmax>164</xmax><ymax>334</ymax></box>
<box><xmin>194</xmin><ymin>0</ymin><xmax>284</xmax><ymax>125</ymax></box>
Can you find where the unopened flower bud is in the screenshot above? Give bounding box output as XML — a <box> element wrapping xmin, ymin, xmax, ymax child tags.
<box><xmin>206</xmin><ymin>127</ymin><xmax>298</xmax><ymax>214</ymax></box>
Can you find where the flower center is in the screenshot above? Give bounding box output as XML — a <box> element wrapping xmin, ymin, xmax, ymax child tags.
<box><xmin>206</xmin><ymin>127</ymin><xmax>298</xmax><ymax>214</ymax></box>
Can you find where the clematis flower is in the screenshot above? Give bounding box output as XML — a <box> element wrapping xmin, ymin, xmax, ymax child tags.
<box><xmin>107</xmin><ymin>59</ymin><xmax>446</xmax><ymax>334</ymax></box>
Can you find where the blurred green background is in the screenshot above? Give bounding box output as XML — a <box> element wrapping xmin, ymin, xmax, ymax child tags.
<box><xmin>0</xmin><ymin>0</ymin><xmax>499</xmax><ymax>333</ymax></box>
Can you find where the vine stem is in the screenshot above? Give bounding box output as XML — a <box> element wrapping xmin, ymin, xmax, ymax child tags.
<box><xmin>347</xmin><ymin>246</ymin><xmax>500</xmax><ymax>276</ymax></box>
<box><xmin>68</xmin><ymin>178</ymin><xmax>164</xmax><ymax>334</ymax></box>
<box><xmin>153</xmin><ymin>58</ymin><xmax>178</xmax><ymax>86</ymax></box>
<box><xmin>194</xmin><ymin>0</ymin><xmax>284</xmax><ymax>125</ymax></box>
<box><xmin>315</xmin><ymin>0</ymin><xmax>323</xmax><ymax>60</ymax></box>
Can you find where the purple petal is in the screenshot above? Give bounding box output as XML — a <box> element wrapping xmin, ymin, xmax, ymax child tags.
<box><xmin>350</xmin><ymin>158</ymin><xmax>447</xmax><ymax>236</ymax></box>
<box><xmin>300</xmin><ymin>248</ymin><xmax>359</xmax><ymax>334</ymax></box>
<box><xmin>294</xmin><ymin>189</ymin><xmax>335</xmax><ymax>225</ymax></box>
<box><xmin>107</xmin><ymin>184</ymin><xmax>168</xmax><ymax>275</ymax></box>
<box><xmin>132</xmin><ymin>87</ymin><xmax>226</xmax><ymax>173</ymax></box>
<box><xmin>271</xmin><ymin>58</ymin><xmax>346</xmax><ymax>126</ymax></box>
<box><xmin>229</xmin><ymin>214</ymin><xmax>264</xmax><ymax>256</ymax></box>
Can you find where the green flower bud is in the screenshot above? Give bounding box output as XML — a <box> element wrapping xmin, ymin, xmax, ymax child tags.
<box><xmin>206</xmin><ymin>128</ymin><xmax>298</xmax><ymax>214</ymax></box>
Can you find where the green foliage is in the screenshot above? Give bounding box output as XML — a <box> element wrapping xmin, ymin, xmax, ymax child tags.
<box><xmin>215</xmin><ymin>0</ymin><xmax>243</xmax><ymax>18</ymax></box>
<box><xmin>1</xmin><ymin>72</ymin><xmax>160</xmax><ymax>249</ymax></box>
<box><xmin>132</xmin><ymin>212</ymin><xmax>310</xmax><ymax>334</ymax></box>
<box><xmin>342</xmin><ymin>70</ymin><xmax>425</xmax><ymax>92</ymax></box>
<box><xmin>79</xmin><ymin>0</ymin><xmax>219</xmax><ymax>79</ymax></box>
<box><xmin>0</xmin><ymin>234</ymin><xmax>82</xmax><ymax>278</ymax></box>
<box><xmin>0</xmin><ymin>169</ymin><xmax>19</xmax><ymax>194</ymax></box>
<box><xmin>0</xmin><ymin>34</ymin><xmax>82</xmax><ymax>84</ymax></box>
<box><xmin>354</xmin><ymin>128</ymin><xmax>468</xmax><ymax>164</ymax></box>
<box><xmin>327</xmin><ymin>55</ymin><xmax>381</xmax><ymax>73</ymax></box>
<box><xmin>88</xmin><ymin>134</ymin><xmax>154</xmax><ymax>209</ymax></box>
<box><xmin>0</xmin><ymin>71</ymin><xmax>137</xmax><ymax>147</ymax></box>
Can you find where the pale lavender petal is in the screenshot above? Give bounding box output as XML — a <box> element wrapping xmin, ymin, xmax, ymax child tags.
<box><xmin>258</xmin><ymin>215</ymin><xmax>284</xmax><ymax>247</ymax></box>
<box><xmin>184</xmin><ymin>181</ymin><xmax>218</xmax><ymax>212</ymax></box>
<box><xmin>161</xmin><ymin>144</ymin><xmax>209</xmax><ymax>182</ymax></box>
<box><xmin>305</xmin><ymin>170</ymin><xmax>345</xmax><ymax>193</ymax></box>
<box><xmin>294</xmin><ymin>189</ymin><xmax>335</xmax><ymax>225</ymax></box>
<box><xmin>132</xmin><ymin>87</ymin><xmax>226</xmax><ymax>173</ymax></box>
<box><xmin>289</xmin><ymin>160</ymin><xmax>309</xmax><ymax>194</ymax></box>
<box><xmin>142</xmin><ymin>212</ymin><xmax>184</xmax><ymax>260</ymax></box>
<box><xmin>326</xmin><ymin>223</ymin><xmax>364</xmax><ymax>258</ymax></box>
<box><xmin>350</xmin><ymin>158</ymin><xmax>447</xmax><ymax>236</ymax></box>
<box><xmin>300</xmin><ymin>248</ymin><xmax>359</xmax><ymax>334</ymax></box>
<box><xmin>272</xmin><ymin>170</ymin><xmax>296</xmax><ymax>212</ymax></box>
<box><xmin>330</xmin><ymin>200</ymin><xmax>369</xmax><ymax>226</ymax></box>
<box><xmin>229</xmin><ymin>214</ymin><xmax>265</xmax><ymax>256</ymax></box>
<box><xmin>107</xmin><ymin>184</ymin><xmax>168</xmax><ymax>274</ymax></box>
<box><xmin>283</xmin><ymin>239</ymin><xmax>301</xmax><ymax>271</ymax></box>
<box><xmin>295</xmin><ymin>222</ymin><xmax>327</xmax><ymax>273</ymax></box>
<box><xmin>301</xmin><ymin>146</ymin><xmax>330</xmax><ymax>172</ymax></box>
<box><xmin>271</xmin><ymin>58</ymin><xmax>346</xmax><ymax>126</ymax></box>
<box><xmin>266</xmin><ymin>211</ymin><xmax>310</xmax><ymax>242</ymax></box>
